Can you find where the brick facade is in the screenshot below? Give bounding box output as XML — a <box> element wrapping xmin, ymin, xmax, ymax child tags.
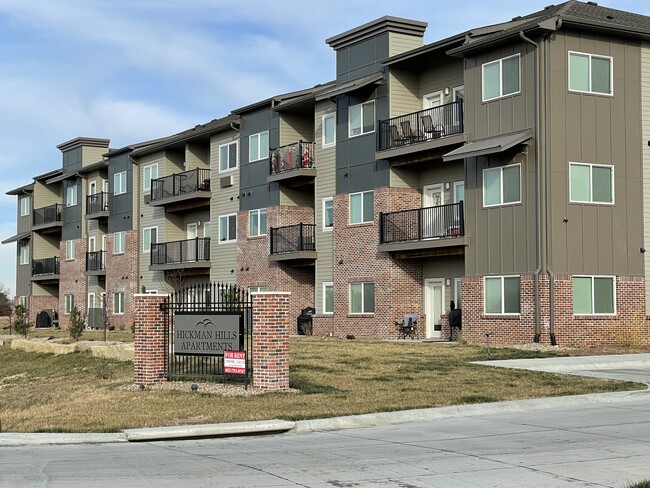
<box><xmin>28</xmin><ymin>295</ymin><xmax>59</xmax><ymax>325</ymax></box>
<box><xmin>105</xmin><ymin>230</ymin><xmax>138</xmax><ymax>330</ymax></box>
<box><xmin>58</xmin><ymin>238</ymin><xmax>86</xmax><ymax>328</ymax></box>
<box><xmin>133</xmin><ymin>294</ymin><xmax>168</xmax><ymax>386</ymax></box>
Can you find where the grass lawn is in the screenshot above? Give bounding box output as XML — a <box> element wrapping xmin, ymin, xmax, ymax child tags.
<box><xmin>0</xmin><ymin>337</ymin><xmax>644</xmax><ymax>433</ymax></box>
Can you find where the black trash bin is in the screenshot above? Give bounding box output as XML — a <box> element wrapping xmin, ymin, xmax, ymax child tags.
<box><xmin>297</xmin><ymin>307</ymin><xmax>315</xmax><ymax>335</ymax></box>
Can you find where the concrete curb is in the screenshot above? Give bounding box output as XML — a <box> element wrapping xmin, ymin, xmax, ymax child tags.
<box><xmin>0</xmin><ymin>433</ymin><xmax>127</xmax><ymax>446</ymax></box>
<box><xmin>473</xmin><ymin>353</ymin><xmax>650</xmax><ymax>373</ymax></box>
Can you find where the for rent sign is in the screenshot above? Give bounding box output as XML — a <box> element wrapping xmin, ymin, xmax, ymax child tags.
<box><xmin>224</xmin><ymin>350</ymin><xmax>247</xmax><ymax>375</ymax></box>
<box><xmin>174</xmin><ymin>312</ymin><xmax>243</xmax><ymax>356</ymax></box>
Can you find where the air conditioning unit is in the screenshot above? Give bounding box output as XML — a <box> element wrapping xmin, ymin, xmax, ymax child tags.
<box><xmin>220</xmin><ymin>175</ymin><xmax>233</xmax><ymax>188</ymax></box>
<box><xmin>144</xmin><ymin>194</ymin><xmax>151</xmax><ymax>204</ymax></box>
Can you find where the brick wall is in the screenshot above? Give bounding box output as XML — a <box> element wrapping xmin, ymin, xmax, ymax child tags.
<box><xmin>58</xmin><ymin>238</ymin><xmax>86</xmax><ymax>329</ymax></box>
<box><xmin>105</xmin><ymin>230</ymin><xmax>138</xmax><ymax>330</ymax></box>
<box><xmin>133</xmin><ymin>294</ymin><xmax>168</xmax><ymax>386</ymax></box>
<box><xmin>29</xmin><ymin>295</ymin><xmax>59</xmax><ymax>325</ymax></box>
<box><xmin>252</xmin><ymin>292</ymin><xmax>291</xmax><ymax>391</ymax></box>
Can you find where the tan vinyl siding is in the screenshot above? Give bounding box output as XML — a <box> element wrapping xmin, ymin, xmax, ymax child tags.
<box><xmin>279</xmin><ymin>113</ymin><xmax>314</xmax><ymax>146</ymax></box>
<box><xmin>32</xmin><ymin>233</ymin><xmax>59</xmax><ymax>260</ymax></box>
<box><xmin>641</xmin><ymin>42</ymin><xmax>650</xmax><ymax>312</ymax></box>
<box><xmin>314</xmin><ymin>101</ymin><xmax>336</xmax><ymax>313</ymax></box>
<box><xmin>33</xmin><ymin>180</ymin><xmax>61</xmax><ymax>209</ymax></box>
<box><xmin>185</xmin><ymin>142</ymin><xmax>210</xmax><ymax>170</ymax></box>
<box><xmin>389</xmin><ymin>32</ymin><xmax>424</xmax><ymax>57</ymax></box>
<box><xmin>210</xmin><ymin>130</ymin><xmax>240</xmax><ymax>282</ymax></box>
<box><xmin>82</xmin><ymin>146</ymin><xmax>106</xmax><ymax>166</ymax></box>
<box><xmin>389</xmin><ymin>69</ymin><xmax>420</xmax><ymax>119</ymax></box>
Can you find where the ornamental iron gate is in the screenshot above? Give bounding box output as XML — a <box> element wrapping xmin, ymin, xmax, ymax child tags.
<box><xmin>161</xmin><ymin>282</ymin><xmax>253</xmax><ymax>387</ymax></box>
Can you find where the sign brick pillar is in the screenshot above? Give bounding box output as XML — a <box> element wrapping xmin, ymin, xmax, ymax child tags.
<box><xmin>134</xmin><ymin>294</ymin><xmax>168</xmax><ymax>386</ymax></box>
<box><xmin>252</xmin><ymin>292</ymin><xmax>291</xmax><ymax>391</ymax></box>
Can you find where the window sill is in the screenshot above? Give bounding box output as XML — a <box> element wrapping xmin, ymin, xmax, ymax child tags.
<box><xmin>248</xmin><ymin>234</ymin><xmax>267</xmax><ymax>240</ymax></box>
<box><xmin>481</xmin><ymin>314</ymin><xmax>520</xmax><ymax>319</ymax></box>
<box><xmin>573</xmin><ymin>314</ymin><xmax>616</xmax><ymax>320</ymax></box>
<box><xmin>347</xmin><ymin>222</ymin><xmax>374</xmax><ymax>228</ymax></box>
<box><xmin>347</xmin><ymin>313</ymin><xmax>374</xmax><ymax>318</ymax></box>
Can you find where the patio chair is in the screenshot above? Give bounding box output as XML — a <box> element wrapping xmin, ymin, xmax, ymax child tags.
<box><xmin>395</xmin><ymin>314</ymin><xmax>419</xmax><ymax>339</ymax></box>
<box><xmin>421</xmin><ymin>115</ymin><xmax>445</xmax><ymax>139</ymax></box>
<box><xmin>389</xmin><ymin>124</ymin><xmax>407</xmax><ymax>147</ymax></box>
<box><xmin>400</xmin><ymin>120</ymin><xmax>424</xmax><ymax>143</ymax></box>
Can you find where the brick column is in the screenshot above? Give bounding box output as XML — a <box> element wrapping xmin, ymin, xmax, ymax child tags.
<box><xmin>252</xmin><ymin>292</ymin><xmax>291</xmax><ymax>391</ymax></box>
<box><xmin>134</xmin><ymin>294</ymin><xmax>168</xmax><ymax>386</ymax></box>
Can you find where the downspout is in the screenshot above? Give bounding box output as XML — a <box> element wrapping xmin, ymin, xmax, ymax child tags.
<box><xmin>520</xmin><ymin>31</ymin><xmax>542</xmax><ymax>343</ymax></box>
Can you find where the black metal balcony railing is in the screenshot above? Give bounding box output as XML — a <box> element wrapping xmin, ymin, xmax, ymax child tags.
<box><xmin>150</xmin><ymin>168</ymin><xmax>211</xmax><ymax>202</ymax></box>
<box><xmin>33</xmin><ymin>204</ymin><xmax>62</xmax><ymax>227</ymax></box>
<box><xmin>86</xmin><ymin>192</ymin><xmax>109</xmax><ymax>215</ymax></box>
<box><xmin>150</xmin><ymin>237</ymin><xmax>210</xmax><ymax>265</ymax></box>
<box><xmin>86</xmin><ymin>250</ymin><xmax>106</xmax><ymax>271</ymax></box>
<box><xmin>32</xmin><ymin>256</ymin><xmax>60</xmax><ymax>276</ymax></box>
<box><xmin>270</xmin><ymin>141</ymin><xmax>315</xmax><ymax>176</ymax></box>
<box><xmin>380</xmin><ymin>202</ymin><xmax>464</xmax><ymax>244</ymax></box>
<box><xmin>270</xmin><ymin>223</ymin><xmax>316</xmax><ymax>254</ymax></box>
<box><xmin>378</xmin><ymin>100</ymin><xmax>464</xmax><ymax>151</ymax></box>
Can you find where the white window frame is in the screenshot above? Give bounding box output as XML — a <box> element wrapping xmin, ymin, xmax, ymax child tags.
<box><xmin>219</xmin><ymin>214</ymin><xmax>237</xmax><ymax>243</ymax></box>
<box><xmin>573</xmin><ymin>275</ymin><xmax>616</xmax><ymax>316</ymax></box>
<box><xmin>322</xmin><ymin>113</ymin><xmax>336</xmax><ymax>147</ymax></box>
<box><xmin>323</xmin><ymin>197</ymin><xmax>334</xmax><ymax>231</ymax></box>
<box><xmin>113</xmin><ymin>291</ymin><xmax>125</xmax><ymax>315</ymax></box>
<box><xmin>203</xmin><ymin>221</ymin><xmax>211</xmax><ymax>239</ymax></box>
<box><xmin>64</xmin><ymin>294</ymin><xmax>75</xmax><ymax>315</ymax></box>
<box><xmin>18</xmin><ymin>296</ymin><xmax>28</xmax><ymax>308</ymax></box>
<box><xmin>569</xmin><ymin>162</ymin><xmax>614</xmax><ymax>204</ymax></box>
<box><xmin>19</xmin><ymin>242</ymin><xmax>29</xmax><ymax>265</ymax></box>
<box><xmin>482</xmin><ymin>53</ymin><xmax>521</xmax><ymax>102</ymax></box>
<box><xmin>65</xmin><ymin>240</ymin><xmax>75</xmax><ymax>261</ymax></box>
<box><xmin>248</xmin><ymin>286</ymin><xmax>267</xmax><ymax>294</ymax></box>
<box><xmin>113</xmin><ymin>231</ymin><xmax>126</xmax><ymax>254</ymax></box>
<box><xmin>114</xmin><ymin>171</ymin><xmax>127</xmax><ymax>195</ymax></box>
<box><xmin>568</xmin><ymin>51</ymin><xmax>613</xmax><ymax>96</ymax></box>
<box><xmin>484</xmin><ymin>275</ymin><xmax>520</xmax><ymax>315</ymax></box>
<box><xmin>454</xmin><ymin>278</ymin><xmax>462</xmax><ymax>309</ymax></box>
<box><xmin>20</xmin><ymin>195</ymin><xmax>31</xmax><ymax>216</ymax></box>
<box><xmin>248</xmin><ymin>209</ymin><xmax>267</xmax><ymax>237</ymax></box>
<box><xmin>323</xmin><ymin>282</ymin><xmax>334</xmax><ymax>314</ymax></box>
<box><xmin>88</xmin><ymin>293</ymin><xmax>96</xmax><ymax>309</ymax></box>
<box><xmin>219</xmin><ymin>141</ymin><xmax>238</xmax><ymax>172</ymax></box>
<box><xmin>349</xmin><ymin>190</ymin><xmax>374</xmax><ymax>225</ymax></box>
<box><xmin>66</xmin><ymin>184</ymin><xmax>78</xmax><ymax>207</ymax></box>
<box><xmin>143</xmin><ymin>163</ymin><xmax>158</xmax><ymax>192</ymax></box>
<box><xmin>349</xmin><ymin>282</ymin><xmax>375</xmax><ymax>314</ymax></box>
<box><xmin>142</xmin><ymin>227</ymin><xmax>157</xmax><ymax>253</ymax></box>
<box><xmin>249</xmin><ymin>131</ymin><xmax>269</xmax><ymax>162</ymax></box>
<box><xmin>348</xmin><ymin>100</ymin><xmax>375</xmax><ymax>138</ymax></box>
<box><xmin>483</xmin><ymin>164</ymin><xmax>521</xmax><ymax>207</ymax></box>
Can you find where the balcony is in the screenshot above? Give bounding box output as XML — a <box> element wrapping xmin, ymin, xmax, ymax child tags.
<box><xmin>32</xmin><ymin>256</ymin><xmax>60</xmax><ymax>283</ymax></box>
<box><xmin>268</xmin><ymin>141</ymin><xmax>316</xmax><ymax>187</ymax></box>
<box><xmin>86</xmin><ymin>250</ymin><xmax>106</xmax><ymax>275</ymax></box>
<box><xmin>269</xmin><ymin>223</ymin><xmax>317</xmax><ymax>263</ymax></box>
<box><xmin>33</xmin><ymin>204</ymin><xmax>63</xmax><ymax>234</ymax></box>
<box><xmin>377</xmin><ymin>101</ymin><xmax>466</xmax><ymax>162</ymax></box>
<box><xmin>379</xmin><ymin>202</ymin><xmax>468</xmax><ymax>258</ymax></box>
<box><xmin>86</xmin><ymin>192</ymin><xmax>109</xmax><ymax>221</ymax></box>
<box><xmin>149</xmin><ymin>168</ymin><xmax>211</xmax><ymax>212</ymax></box>
<box><xmin>150</xmin><ymin>237</ymin><xmax>211</xmax><ymax>274</ymax></box>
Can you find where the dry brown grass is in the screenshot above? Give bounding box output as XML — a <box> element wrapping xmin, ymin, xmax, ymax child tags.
<box><xmin>0</xmin><ymin>338</ymin><xmax>643</xmax><ymax>433</ymax></box>
<box><xmin>0</xmin><ymin>326</ymin><xmax>134</xmax><ymax>343</ymax></box>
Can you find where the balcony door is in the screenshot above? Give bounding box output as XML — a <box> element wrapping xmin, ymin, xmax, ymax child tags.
<box><xmin>88</xmin><ymin>236</ymin><xmax>96</xmax><ymax>252</ymax></box>
<box><xmin>186</xmin><ymin>223</ymin><xmax>198</xmax><ymax>262</ymax></box>
<box><xmin>424</xmin><ymin>278</ymin><xmax>444</xmax><ymax>339</ymax></box>
<box><xmin>89</xmin><ymin>181</ymin><xmax>97</xmax><ymax>195</ymax></box>
<box><xmin>452</xmin><ymin>86</ymin><xmax>464</xmax><ymax>129</ymax></box>
<box><xmin>423</xmin><ymin>91</ymin><xmax>444</xmax><ymax>132</ymax></box>
<box><xmin>422</xmin><ymin>184</ymin><xmax>444</xmax><ymax>239</ymax></box>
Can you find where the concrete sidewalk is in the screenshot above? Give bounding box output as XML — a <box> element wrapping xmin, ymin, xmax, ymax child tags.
<box><xmin>1</xmin><ymin>353</ymin><xmax>648</xmax><ymax>446</ymax></box>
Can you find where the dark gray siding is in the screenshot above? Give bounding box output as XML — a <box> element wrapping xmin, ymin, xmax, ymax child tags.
<box><xmin>336</xmin><ymin>33</ymin><xmax>390</xmax><ymax>84</ymax></box>
<box><xmin>108</xmin><ymin>153</ymin><xmax>134</xmax><ymax>233</ymax></box>
<box><xmin>62</xmin><ymin>147</ymin><xmax>82</xmax><ymax>172</ymax></box>
<box><xmin>61</xmin><ymin>178</ymin><xmax>82</xmax><ymax>240</ymax></box>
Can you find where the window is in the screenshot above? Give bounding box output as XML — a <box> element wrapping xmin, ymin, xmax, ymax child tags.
<box><xmin>114</xmin><ymin>171</ymin><xmax>127</xmax><ymax>195</ymax></box>
<box><xmin>454</xmin><ymin>278</ymin><xmax>462</xmax><ymax>309</ymax></box>
<box><xmin>64</xmin><ymin>294</ymin><xmax>75</xmax><ymax>314</ymax></box>
<box><xmin>349</xmin><ymin>101</ymin><xmax>375</xmax><ymax>137</ymax></box>
<box><xmin>249</xmin><ymin>209</ymin><xmax>267</xmax><ymax>237</ymax></box>
<box><xmin>19</xmin><ymin>242</ymin><xmax>29</xmax><ymax>265</ymax></box>
<box><xmin>249</xmin><ymin>286</ymin><xmax>267</xmax><ymax>294</ymax></box>
<box><xmin>323</xmin><ymin>197</ymin><xmax>333</xmax><ymax>230</ymax></box>
<box><xmin>323</xmin><ymin>282</ymin><xmax>334</xmax><ymax>314</ymax></box>
<box><xmin>203</xmin><ymin>221</ymin><xmax>211</xmax><ymax>238</ymax></box>
<box><xmin>249</xmin><ymin>131</ymin><xmax>269</xmax><ymax>162</ymax></box>
<box><xmin>113</xmin><ymin>292</ymin><xmax>125</xmax><ymax>315</ymax></box>
<box><xmin>349</xmin><ymin>191</ymin><xmax>373</xmax><ymax>224</ymax></box>
<box><xmin>65</xmin><ymin>240</ymin><xmax>75</xmax><ymax>260</ymax></box>
<box><xmin>20</xmin><ymin>195</ymin><xmax>30</xmax><ymax>216</ymax></box>
<box><xmin>18</xmin><ymin>296</ymin><xmax>28</xmax><ymax>308</ymax></box>
<box><xmin>219</xmin><ymin>141</ymin><xmax>238</xmax><ymax>172</ymax></box>
<box><xmin>483</xmin><ymin>164</ymin><xmax>521</xmax><ymax>207</ymax></box>
<box><xmin>569</xmin><ymin>163</ymin><xmax>613</xmax><ymax>204</ymax></box>
<box><xmin>350</xmin><ymin>282</ymin><xmax>374</xmax><ymax>314</ymax></box>
<box><xmin>66</xmin><ymin>185</ymin><xmax>78</xmax><ymax>207</ymax></box>
<box><xmin>573</xmin><ymin>276</ymin><xmax>615</xmax><ymax>315</ymax></box>
<box><xmin>482</xmin><ymin>54</ymin><xmax>520</xmax><ymax>101</ymax></box>
<box><xmin>143</xmin><ymin>227</ymin><xmax>157</xmax><ymax>253</ymax></box>
<box><xmin>88</xmin><ymin>293</ymin><xmax>96</xmax><ymax>309</ymax></box>
<box><xmin>143</xmin><ymin>163</ymin><xmax>158</xmax><ymax>191</ymax></box>
<box><xmin>484</xmin><ymin>276</ymin><xmax>520</xmax><ymax>314</ymax></box>
<box><xmin>219</xmin><ymin>214</ymin><xmax>237</xmax><ymax>243</ymax></box>
<box><xmin>569</xmin><ymin>51</ymin><xmax>612</xmax><ymax>95</ymax></box>
<box><xmin>322</xmin><ymin>113</ymin><xmax>336</xmax><ymax>147</ymax></box>
<box><xmin>114</xmin><ymin>231</ymin><xmax>126</xmax><ymax>254</ymax></box>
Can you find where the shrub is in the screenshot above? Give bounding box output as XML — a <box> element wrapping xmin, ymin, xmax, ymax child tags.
<box><xmin>607</xmin><ymin>311</ymin><xmax>650</xmax><ymax>349</ymax></box>
<box><xmin>13</xmin><ymin>304</ymin><xmax>29</xmax><ymax>338</ymax></box>
<box><xmin>68</xmin><ymin>305</ymin><xmax>84</xmax><ymax>342</ymax></box>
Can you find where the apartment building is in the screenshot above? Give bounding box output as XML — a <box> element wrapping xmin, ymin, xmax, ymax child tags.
<box><xmin>5</xmin><ymin>1</ymin><xmax>650</xmax><ymax>346</ymax></box>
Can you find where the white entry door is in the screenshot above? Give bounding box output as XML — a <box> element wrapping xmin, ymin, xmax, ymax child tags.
<box><xmin>424</xmin><ymin>279</ymin><xmax>444</xmax><ymax>339</ymax></box>
<box><xmin>422</xmin><ymin>184</ymin><xmax>444</xmax><ymax>238</ymax></box>
<box><xmin>186</xmin><ymin>223</ymin><xmax>198</xmax><ymax>261</ymax></box>
<box><xmin>89</xmin><ymin>181</ymin><xmax>97</xmax><ymax>195</ymax></box>
<box><xmin>88</xmin><ymin>236</ymin><xmax>97</xmax><ymax>252</ymax></box>
<box><xmin>423</xmin><ymin>90</ymin><xmax>444</xmax><ymax>130</ymax></box>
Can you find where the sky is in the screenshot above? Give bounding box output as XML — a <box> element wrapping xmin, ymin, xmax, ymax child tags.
<box><xmin>1</xmin><ymin>0</ymin><xmax>649</xmax><ymax>296</ymax></box>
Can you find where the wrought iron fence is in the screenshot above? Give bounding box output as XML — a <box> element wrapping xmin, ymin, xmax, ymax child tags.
<box><xmin>378</xmin><ymin>100</ymin><xmax>464</xmax><ymax>151</ymax></box>
<box><xmin>33</xmin><ymin>204</ymin><xmax>62</xmax><ymax>226</ymax></box>
<box><xmin>151</xmin><ymin>237</ymin><xmax>210</xmax><ymax>265</ymax></box>
<box><xmin>270</xmin><ymin>223</ymin><xmax>316</xmax><ymax>254</ymax></box>
<box><xmin>380</xmin><ymin>202</ymin><xmax>464</xmax><ymax>243</ymax></box>
<box><xmin>269</xmin><ymin>141</ymin><xmax>315</xmax><ymax>175</ymax></box>
<box><xmin>150</xmin><ymin>168</ymin><xmax>211</xmax><ymax>201</ymax></box>
<box><xmin>86</xmin><ymin>250</ymin><xmax>106</xmax><ymax>271</ymax></box>
<box><xmin>32</xmin><ymin>256</ymin><xmax>60</xmax><ymax>276</ymax></box>
<box><xmin>86</xmin><ymin>192</ymin><xmax>109</xmax><ymax>214</ymax></box>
